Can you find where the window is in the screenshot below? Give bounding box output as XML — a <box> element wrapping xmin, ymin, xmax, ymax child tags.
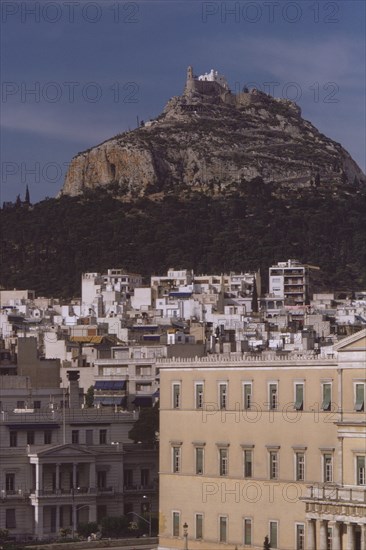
<box><xmin>244</xmin><ymin>450</ymin><xmax>253</xmax><ymax>478</ymax></box>
<box><xmin>33</xmin><ymin>400</ymin><xmax>41</xmax><ymax>409</ymax></box>
<box><xmin>356</xmin><ymin>456</ymin><xmax>365</xmax><ymax>485</ymax></box>
<box><xmin>243</xmin><ymin>383</ymin><xmax>252</xmax><ymax>410</ymax></box>
<box><xmin>99</xmin><ymin>429</ymin><xmax>107</xmax><ymax>445</ymax></box>
<box><xmin>16</xmin><ymin>400</ymin><xmax>25</xmax><ymax>409</ymax></box>
<box><xmin>269</xmin><ymin>521</ymin><xmax>278</xmax><ymax>548</ymax></box>
<box><xmin>86</xmin><ymin>429</ymin><xmax>93</xmax><ymax>445</ymax></box>
<box><xmin>9</xmin><ymin>431</ymin><xmax>17</xmax><ymax>447</ymax></box>
<box><xmin>195</xmin><ymin>513</ymin><xmax>203</xmax><ymax>539</ymax></box>
<box><xmin>269</xmin><ymin>383</ymin><xmax>278</xmax><ymax>410</ymax></box>
<box><xmin>244</xmin><ymin>518</ymin><xmax>252</xmax><ymax>545</ymax></box>
<box><xmin>321</xmin><ymin>383</ymin><xmax>331</xmax><ymax>411</ymax></box>
<box><xmin>219</xmin><ymin>516</ymin><xmax>227</xmax><ymax>543</ymax></box>
<box><xmin>173</xmin><ymin>383</ymin><xmax>181</xmax><ymax>409</ymax></box>
<box><xmin>97</xmin><ymin>471</ymin><xmax>107</xmax><ymax>489</ymax></box>
<box><xmin>44</xmin><ymin>431</ymin><xmax>52</xmax><ymax>444</ymax></box>
<box><xmin>5</xmin><ymin>473</ymin><xmax>15</xmax><ymax>492</ymax></box>
<box><xmin>5</xmin><ymin>509</ymin><xmax>16</xmax><ymax>529</ymax></box>
<box><xmin>219</xmin><ymin>383</ymin><xmax>227</xmax><ymax>410</ymax></box>
<box><xmin>294</xmin><ymin>384</ymin><xmax>304</xmax><ymax>410</ymax></box>
<box><xmin>72</xmin><ymin>430</ymin><xmax>79</xmax><ymax>444</ymax></box>
<box><xmin>219</xmin><ymin>448</ymin><xmax>228</xmax><ymax>476</ymax></box>
<box><xmin>172</xmin><ymin>511</ymin><xmax>180</xmax><ymax>537</ymax></box>
<box><xmin>355</xmin><ymin>383</ymin><xmax>365</xmax><ymax>411</ymax></box>
<box><xmin>327</xmin><ymin>526</ymin><xmax>332</xmax><ymax>550</ymax></box>
<box><xmin>323</xmin><ymin>454</ymin><xmax>333</xmax><ymax>482</ymax></box>
<box><xmin>195</xmin><ymin>383</ymin><xmax>204</xmax><ymax>409</ymax></box>
<box><xmin>269</xmin><ymin>451</ymin><xmax>279</xmax><ymax>479</ymax></box>
<box><xmin>27</xmin><ymin>431</ymin><xmax>35</xmax><ymax>445</ymax></box>
<box><xmin>195</xmin><ymin>447</ymin><xmax>204</xmax><ymax>475</ymax></box>
<box><xmin>141</xmin><ymin>468</ymin><xmax>149</xmax><ymax>486</ymax></box>
<box><xmin>124</xmin><ymin>469</ymin><xmax>133</xmax><ymax>487</ymax></box>
<box><xmin>296</xmin><ymin>524</ymin><xmax>305</xmax><ymax>550</ymax></box>
<box><xmin>172</xmin><ymin>447</ymin><xmax>181</xmax><ymax>473</ymax></box>
<box><xmin>296</xmin><ymin>453</ymin><xmax>305</xmax><ymax>481</ymax></box>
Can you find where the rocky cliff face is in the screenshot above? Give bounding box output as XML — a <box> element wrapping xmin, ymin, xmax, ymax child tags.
<box><xmin>61</xmin><ymin>84</ymin><xmax>365</xmax><ymax>199</ymax></box>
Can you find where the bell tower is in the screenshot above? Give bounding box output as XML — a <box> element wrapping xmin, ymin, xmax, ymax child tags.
<box><xmin>185</xmin><ymin>65</ymin><xmax>195</xmax><ymax>94</ymax></box>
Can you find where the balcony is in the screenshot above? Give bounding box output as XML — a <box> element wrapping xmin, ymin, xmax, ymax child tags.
<box><xmin>123</xmin><ymin>484</ymin><xmax>155</xmax><ymax>493</ymax></box>
<box><xmin>30</xmin><ymin>487</ymin><xmax>97</xmax><ymax>498</ymax></box>
<box><xmin>303</xmin><ymin>484</ymin><xmax>366</xmax><ymax>505</ymax></box>
<box><xmin>97</xmin><ymin>486</ymin><xmax>115</xmax><ymax>495</ymax></box>
<box><xmin>0</xmin><ymin>489</ymin><xmax>30</xmax><ymax>500</ymax></box>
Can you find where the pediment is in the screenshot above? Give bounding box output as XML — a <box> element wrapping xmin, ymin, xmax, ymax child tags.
<box><xmin>334</xmin><ymin>328</ymin><xmax>366</xmax><ymax>351</ymax></box>
<box><xmin>36</xmin><ymin>444</ymin><xmax>96</xmax><ymax>457</ymax></box>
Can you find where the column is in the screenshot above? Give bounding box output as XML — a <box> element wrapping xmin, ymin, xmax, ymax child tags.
<box><xmin>89</xmin><ymin>462</ymin><xmax>96</xmax><ymax>491</ymax></box>
<box><xmin>72</xmin><ymin>502</ymin><xmax>77</xmax><ymax>537</ymax></box>
<box><xmin>35</xmin><ymin>462</ymin><xmax>43</xmax><ymax>495</ymax></box>
<box><xmin>319</xmin><ymin>520</ymin><xmax>328</xmax><ymax>550</ymax></box>
<box><xmin>307</xmin><ymin>519</ymin><xmax>316</xmax><ymax>550</ymax></box>
<box><xmin>360</xmin><ymin>524</ymin><xmax>366</xmax><ymax>550</ymax></box>
<box><xmin>55</xmin><ymin>463</ymin><xmax>60</xmax><ymax>491</ymax></box>
<box><xmin>345</xmin><ymin>522</ymin><xmax>355</xmax><ymax>550</ymax></box>
<box><xmin>329</xmin><ymin>521</ymin><xmax>341</xmax><ymax>550</ymax></box>
<box><xmin>35</xmin><ymin>504</ymin><xmax>44</xmax><ymax>540</ymax></box>
<box><xmin>89</xmin><ymin>504</ymin><xmax>97</xmax><ymax>523</ymax></box>
<box><xmin>72</xmin><ymin>463</ymin><xmax>78</xmax><ymax>488</ymax></box>
<box><xmin>55</xmin><ymin>505</ymin><xmax>60</xmax><ymax>535</ymax></box>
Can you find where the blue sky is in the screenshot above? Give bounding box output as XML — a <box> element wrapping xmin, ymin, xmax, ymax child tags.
<box><xmin>1</xmin><ymin>0</ymin><xmax>365</xmax><ymax>203</ymax></box>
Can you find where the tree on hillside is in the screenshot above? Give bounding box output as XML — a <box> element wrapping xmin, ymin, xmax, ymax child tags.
<box><xmin>251</xmin><ymin>276</ymin><xmax>258</xmax><ymax>313</ymax></box>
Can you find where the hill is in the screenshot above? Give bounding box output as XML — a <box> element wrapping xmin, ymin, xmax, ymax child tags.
<box><xmin>1</xmin><ymin>184</ymin><xmax>365</xmax><ymax>297</ymax></box>
<box><xmin>61</xmin><ymin>67</ymin><xmax>365</xmax><ymax>199</ymax></box>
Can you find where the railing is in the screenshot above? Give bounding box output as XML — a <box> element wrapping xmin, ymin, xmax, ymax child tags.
<box><xmin>304</xmin><ymin>485</ymin><xmax>366</xmax><ymax>503</ymax></box>
<box><xmin>123</xmin><ymin>484</ymin><xmax>155</xmax><ymax>492</ymax></box>
<box><xmin>0</xmin><ymin>489</ymin><xmax>30</xmax><ymax>499</ymax></box>
<box><xmin>157</xmin><ymin>353</ymin><xmax>336</xmax><ymax>364</ymax></box>
<box><xmin>31</xmin><ymin>487</ymin><xmax>97</xmax><ymax>497</ymax></box>
<box><xmin>97</xmin><ymin>486</ymin><xmax>114</xmax><ymax>495</ymax></box>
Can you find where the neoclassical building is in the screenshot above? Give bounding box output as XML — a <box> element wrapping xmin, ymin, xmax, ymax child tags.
<box><xmin>158</xmin><ymin>329</ymin><xmax>366</xmax><ymax>550</ymax></box>
<box><xmin>0</xmin><ymin>370</ymin><xmax>158</xmax><ymax>541</ymax></box>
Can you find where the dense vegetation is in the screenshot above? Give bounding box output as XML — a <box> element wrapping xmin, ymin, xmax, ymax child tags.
<box><xmin>1</xmin><ymin>182</ymin><xmax>365</xmax><ymax>298</ymax></box>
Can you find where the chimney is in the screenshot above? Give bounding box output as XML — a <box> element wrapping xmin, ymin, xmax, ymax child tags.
<box><xmin>67</xmin><ymin>370</ymin><xmax>81</xmax><ymax>409</ymax></box>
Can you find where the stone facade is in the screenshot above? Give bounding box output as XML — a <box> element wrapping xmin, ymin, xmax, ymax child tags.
<box><xmin>158</xmin><ymin>329</ymin><xmax>366</xmax><ymax>550</ymax></box>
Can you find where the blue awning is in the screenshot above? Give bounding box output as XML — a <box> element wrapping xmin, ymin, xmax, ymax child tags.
<box><xmin>169</xmin><ymin>292</ymin><xmax>192</xmax><ymax>298</ymax></box>
<box><xmin>132</xmin><ymin>396</ymin><xmax>153</xmax><ymax>408</ymax></box>
<box><xmin>94</xmin><ymin>397</ymin><xmax>125</xmax><ymax>406</ymax></box>
<box><xmin>94</xmin><ymin>380</ymin><xmax>126</xmax><ymax>390</ymax></box>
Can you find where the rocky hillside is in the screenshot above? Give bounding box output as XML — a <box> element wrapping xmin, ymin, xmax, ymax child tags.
<box><xmin>61</xmin><ymin>82</ymin><xmax>365</xmax><ymax>199</ymax></box>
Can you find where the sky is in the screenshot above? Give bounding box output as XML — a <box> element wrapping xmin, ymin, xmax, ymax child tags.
<box><xmin>1</xmin><ymin>0</ymin><xmax>365</xmax><ymax>203</ymax></box>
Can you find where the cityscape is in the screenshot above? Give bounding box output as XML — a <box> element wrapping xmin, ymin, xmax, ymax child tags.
<box><xmin>1</xmin><ymin>1</ymin><xmax>365</xmax><ymax>549</ymax></box>
<box><xmin>0</xmin><ymin>262</ymin><xmax>366</xmax><ymax>548</ymax></box>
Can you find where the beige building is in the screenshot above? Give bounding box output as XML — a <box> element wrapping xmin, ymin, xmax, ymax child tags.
<box><xmin>158</xmin><ymin>329</ymin><xmax>366</xmax><ymax>550</ymax></box>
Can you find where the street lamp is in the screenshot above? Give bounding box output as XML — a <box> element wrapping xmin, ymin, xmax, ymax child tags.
<box><xmin>142</xmin><ymin>495</ymin><xmax>152</xmax><ymax>537</ymax></box>
<box><xmin>183</xmin><ymin>522</ymin><xmax>188</xmax><ymax>550</ymax></box>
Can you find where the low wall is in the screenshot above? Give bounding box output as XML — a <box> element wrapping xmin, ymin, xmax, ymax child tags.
<box><xmin>25</xmin><ymin>537</ymin><xmax>158</xmax><ymax>550</ymax></box>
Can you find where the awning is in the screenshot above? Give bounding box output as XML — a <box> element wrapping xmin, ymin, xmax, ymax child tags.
<box><xmin>94</xmin><ymin>380</ymin><xmax>126</xmax><ymax>390</ymax></box>
<box><xmin>94</xmin><ymin>397</ymin><xmax>125</xmax><ymax>406</ymax></box>
<box><xmin>132</xmin><ymin>396</ymin><xmax>153</xmax><ymax>408</ymax></box>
